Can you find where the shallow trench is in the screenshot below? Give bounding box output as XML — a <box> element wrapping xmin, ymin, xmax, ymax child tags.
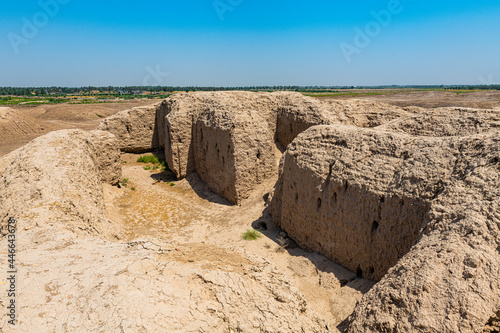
<box><xmin>103</xmin><ymin>153</ymin><xmax>376</xmax><ymax>331</ymax></box>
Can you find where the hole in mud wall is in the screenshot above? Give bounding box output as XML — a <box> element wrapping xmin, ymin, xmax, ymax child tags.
<box><xmin>281</xmin><ymin>181</ymin><xmax>430</xmax><ymax>281</ymax></box>
<box><xmin>356</xmin><ymin>267</ymin><xmax>363</xmax><ymax>278</ymax></box>
<box><xmin>257</xmin><ymin>150</ymin><xmax>261</xmax><ymax>159</ymax></box>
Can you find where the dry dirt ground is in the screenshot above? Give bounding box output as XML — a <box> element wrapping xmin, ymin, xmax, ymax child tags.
<box><xmin>0</xmin><ymin>100</ymin><xmax>163</xmax><ymax>157</ymax></box>
<box><xmin>104</xmin><ymin>153</ymin><xmax>374</xmax><ymax>330</ymax></box>
<box><xmin>319</xmin><ymin>90</ymin><xmax>500</xmax><ymax>109</ymax></box>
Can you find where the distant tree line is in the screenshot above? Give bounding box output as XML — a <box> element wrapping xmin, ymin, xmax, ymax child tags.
<box><xmin>0</xmin><ymin>85</ymin><xmax>499</xmax><ymax>96</ymax></box>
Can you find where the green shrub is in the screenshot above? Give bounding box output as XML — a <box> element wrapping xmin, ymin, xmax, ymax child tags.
<box><xmin>121</xmin><ymin>178</ymin><xmax>129</xmax><ymax>187</ymax></box>
<box><xmin>137</xmin><ymin>155</ymin><xmax>160</xmax><ymax>164</ymax></box>
<box><xmin>242</xmin><ymin>229</ymin><xmax>262</xmax><ymax>241</ymax></box>
<box><xmin>143</xmin><ymin>166</ymin><xmax>151</xmax><ymax>170</ymax></box>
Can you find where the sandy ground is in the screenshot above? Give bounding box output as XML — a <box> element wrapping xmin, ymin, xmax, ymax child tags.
<box><xmin>101</xmin><ymin>153</ymin><xmax>375</xmax><ymax>329</ymax></box>
<box><xmin>0</xmin><ymin>100</ymin><xmax>163</xmax><ymax>157</ymax></box>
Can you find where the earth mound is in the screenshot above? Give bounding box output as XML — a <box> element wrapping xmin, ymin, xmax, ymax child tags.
<box><xmin>97</xmin><ymin>104</ymin><xmax>162</xmax><ymax>153</ymax></box>
<box><xmin>194</xmin><ymin>106</ymin><xmax>276</xmax><ymax>204</ymax></box>
<box><xmin>378</xmin><ymin>107</ymin><xmax>500</xmax><ymax>137</ymax></box>
<box><xmin>270</xmin><ymin>117</ymin><xmax>500</xmax><ymax>331</ymax></box>
<box><xmin>0</xmin><ymin>129</ymin><xmax>122</xmax><ymax>239</ymax></box>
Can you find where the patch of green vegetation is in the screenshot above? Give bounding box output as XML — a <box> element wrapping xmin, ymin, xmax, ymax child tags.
<box><xmin>121</xmin><ymin>178</ymin><xmax>129</xmax><ymax>187</ymax></box>
<box><xmin>137</xmin><ymin>154</ymin><xmax>171</xmax><ymax>173</ymax></box>
<box><xmin>169</xmin><ymin>182</ymin><xmax>175</xmax><ymax>187</ymax></box>
<box><xmin>160</xmin><ymin>160</ymin><xmax>170</xmax><ymax>172</ymax></box>
<box><xmin>137</xmin><ymin>154</ymin><xmax>160</xmax><ymax>164</ymax></box>
<box><xmin>242</xmin><ymin>229</ymin><xmax>262</xmax><ymax>241</ymax></box>
<box><xmin>143</xmin><ymin>166</ymin><xmax>152</xmax><ymax>170</ymax></box>
<box><xmin>131</xmin><ymin>187</ymin><xmax>136</xmax><ymax>191</ymax></box>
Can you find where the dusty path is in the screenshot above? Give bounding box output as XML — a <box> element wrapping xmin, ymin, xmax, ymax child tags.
<box><xmin>103</xmin><ymin>154</ymin><xmax>375</xmax><ymax>330</ymax></box>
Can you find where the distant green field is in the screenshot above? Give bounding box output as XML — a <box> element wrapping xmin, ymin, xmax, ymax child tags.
<box><xmin>0</xmin><ymin>94</ymin><xmax>171</xmax><ymax>106</ymax></box>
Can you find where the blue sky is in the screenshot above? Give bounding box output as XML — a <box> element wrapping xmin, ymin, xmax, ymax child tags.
<box><xmin>1</xmin><ymin>0</ymin><xmax>499</xmax><ymax>87</ymax></box>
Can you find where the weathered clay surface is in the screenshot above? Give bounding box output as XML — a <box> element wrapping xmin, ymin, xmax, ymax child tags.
<box><xmin>276</xmin><ymin>98</ymin><xmax>409</xmax><ymax>148</ymax></box>
<box><xmin>378</xmin><ymin>107</ymin><xmax>500</xmax><ymax>137</ymax></box>
<box><xmin>276</xmin><ymin>96</ymin><xmax>333</xmax><ymax>148</ymax></box>
<box><xmin>157</xmin><ymin>92</ymin><xmax>408</xmax><ymax>204</ymax></box>
<box><xmin>270</xmin><ymin>123</ymin><xmax>500</xmax><ymax>332</ymax></box>
<box><xmin>97</xmin><ymin>104</ymin><xmax>161</xmax><ymax>153</ymax></box>
<box><xmin>194</xmin><ymin>107</ymin><xmax>276</xmax><ymax>204</ymax></box>
<box><xmin>0</xmin><ymin>129</ymin><xmax>122</xmax><ymax>239</ymax></box>
<box><xmin>156</xmin><ymin>91</ymin><xmax>287</xmax><ymax>179</ymax></box>
<box><xmin>0</xmin><ymin>235</ymin><xmax>328</xmax><ymax>332</ymax></box>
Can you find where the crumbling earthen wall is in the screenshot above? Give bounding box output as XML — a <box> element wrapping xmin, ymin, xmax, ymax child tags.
<box><xmin>194</xmin><ymin>107</ymin><xmax>276</xmax><ymax>204</ymax></box>
<box><xmin>276</xmin><ymin>97</ymin><xmax>410</xmax><ymax>149</ymax></box>
<box><xmin>347</xmin><ymin>130</ymin><xmax>500</xmax><ymax>332</ymax></box>
<box><xmin>156</xmin><ymin>91</ymin><xmax>293</xmax><ymax>179</ymax></box>
<box><xmin>273</xmin><ymin>125</ymin><xmax>450</xmax><ymax>280</ymax></box>
<box><xmin>0</xmin><ymin>129</ymin><xmax>122</xmax><ymax>238</ymax></box>
<box><xmin>378</xmin><ymin>107</ymin><xmax>500</xmax><ymax>137</ymax></box>
<box><xmin>270</xmin><ymin>122</ymin><xmax>500</xmax><ymax>332</ymax></box>
<box><xmin>276</xmin><ymin>97</ymin><xmax>332</xmax><ymax>148</ymax></box>
<box><xmin>97</xmin><ymin>104</ymin><xmax>161</xmax><ymax>153</ymax></box>
<box><xmin>157</xmin><ymin>91</ymin><xmax>409</xmax><ymax>204</ymax></box>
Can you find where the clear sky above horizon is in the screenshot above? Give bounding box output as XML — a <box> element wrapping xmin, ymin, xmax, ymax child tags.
<box><xmin>1</xmin><ymin>0</ymin><xmax>499</xmax><ymax>87</ymax></box>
